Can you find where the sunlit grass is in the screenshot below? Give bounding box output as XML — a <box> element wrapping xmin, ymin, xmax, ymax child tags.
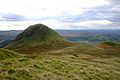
<box><xmin>0</xmin><ymin>52</ymin><xmax>120</xmax><ymax>80</ymax></box>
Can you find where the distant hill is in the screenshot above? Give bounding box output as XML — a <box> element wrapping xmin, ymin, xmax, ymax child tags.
<box><xmin>0</xmin><ymin>30</ymin><xmax>22</xmax><ymax>43</ymax></box>
<box><xmin>6</xmin><ymin>24</ymin><xmax>75</xmax><ymax>54</ymax></box>
<box><xmin>0</xmin><ymin>30</ymin><xmax>22</xmax><ymax>48</ymax></box>
<box><xmin>0</xmin><ymin>48</ymin><xmax>22</xmax><ymax>61</ymax></box>
<box><xmin>0</xmin><ymin>40</ymin><xmax>12</xmax><ymax>48</ymax></box>
<box><xmin>57</xmin><ymin>30</ymin><xmax>120</xmax><ymax>44</ymax></box>
<box><xmin>101</xmin><ymin>41</ymin><xmax>120</xmax><ymax>47</ymax></box>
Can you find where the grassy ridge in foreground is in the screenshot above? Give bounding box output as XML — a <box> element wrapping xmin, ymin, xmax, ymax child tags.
<box><xmin>0</xmin><ymin>48</ymin><xmax>22</xmax><ymax>61</ymax></box>
<box><xmin>0</xmin><ymin>54</ymin><xmax>120</xmax><ymax>80</ymax></box>
<box><xmin>0</xmin><ymin>43</ymin><xmax>120</xmax><ymax>80</ymax></box>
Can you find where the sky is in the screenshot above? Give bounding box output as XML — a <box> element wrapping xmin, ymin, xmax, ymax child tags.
<box><xmin>0</xmin><ymin>0</ymin><xmax>120</xmax><ymax>30</ymax></box>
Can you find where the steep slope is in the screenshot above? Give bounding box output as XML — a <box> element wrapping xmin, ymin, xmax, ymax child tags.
<box><xmin>6</xmin><ymin>24</ymin><xmax>75</xmax><ymax>53</ymax></box>
<box><xmin>0</xmin><ymin>48</ymin><xmax>22</xmax><ymax>61</ymax></box>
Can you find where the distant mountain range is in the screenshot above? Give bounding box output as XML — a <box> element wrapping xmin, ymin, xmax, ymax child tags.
<box><xmin>0</xmin><ymin>29</ymin><xmax>120</xmax><ymax>48</ymax></box>
<box><xmin>57</xmin><ymin>30</ymin><xmax>120</xmax><ymax>44</ymax></box>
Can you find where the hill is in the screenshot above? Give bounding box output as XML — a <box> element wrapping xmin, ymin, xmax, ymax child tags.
<box><xmin>0</xmin><ymin>48</ymin><xmax>22</xmax><ymax>61</ymax></box>
<box><xmin>47</xmin><ymin>42</ymin><xmax>120</xmax><ymax>57</ymax></box>
<box><xmin>6</xmin><ymin>24</ymin><xmax>75</xmax><ymax>53</ymax></box>
<box><xmin>0</xmin><ymin>43</ymin><xmax>120</xmax><ymax>80</ymax></box>
<box><xmin>101</xmin><ymin>41</ymin><xmax>120</xmax><ymax>47</ymax></box>
<box><xmin>0</xmin><ymin>40</ymin><xmax>12</xmax><ymax>48</ymax></box>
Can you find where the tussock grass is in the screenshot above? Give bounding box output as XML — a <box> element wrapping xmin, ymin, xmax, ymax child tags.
<box><xmin>0</xmin><ymin>48</ymin><xmax>22</xmax><ymax>61</ymax></box>
<box><xmin>1</xmin><ymin>43</ymin><xmax>120</xmax><ymax>80</ymax></box>
<box><xmin>0</xmin><ymin>53</ymin><xmax>120</xmax><ymax>80</ymax></box>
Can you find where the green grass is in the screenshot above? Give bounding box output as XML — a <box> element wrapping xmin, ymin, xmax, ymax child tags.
<box><xmin>0</xmin><ymin>48</ymin><xmax>23</xmax><ymax>61</ymax></box>
<box><xmin>6</xmin><ymin>24</ymin><xmax>76</xmax><ymax>54</ymax></box>
<box><xmin>0</xmin><ymin>54</ymin><xmax>120</xmax><ymax>80</ymax></box>
<box><xmin>6</xmin><ymin>24</ymin><xmax>65</xmax><ymax>47</ymax></box>
<box><xmin>0</xmin><ymin>43</ymin><xmax>120</xmax><ymax>80</ymax></box>
<box><xmin>102</xmin><ymin>41</ymin><xmax>120</xmax><ymax>47</ymax></box>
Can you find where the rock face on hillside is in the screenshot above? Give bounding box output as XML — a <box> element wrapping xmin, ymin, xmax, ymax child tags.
<box><xmin>6</xmin><ymin>24</ymin><xmax>75</xmax><ymax>53</ymax></box>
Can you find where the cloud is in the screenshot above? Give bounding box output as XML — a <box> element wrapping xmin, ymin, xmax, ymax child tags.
<box><xmin>57</xmin><ymin>5</ymin><xmax>118</xmax><ymax>22</ymax></box>
<box><xmin>56</xmin><ymin>3</ymin><xmax>120</xmax><ymax>29</ymax></box>
<box><xmin>62</xmin><ymin>20</ymin><xmax>114</xmax><ymax>29</ymax></box>
<box><xmin>0</xmin><ymin>0</ymin><xmax>109</xmax><ymax>19</ymax></box>
<box><xmin>0</xmin><ymin>0</ymin><xmax>119</xmax><ymax>30</ymax></box>
<box><xmin>108</xmin><ymin>0</ymin><xmax>120</xmax><ymax>4</ymax></box>
<box><xmin>0</xmin><ymin>13</ymin><xmax>26</xmax><ymax>21</ymax></box>
<box><xmin>0</xmin><ymin>20</ymin><xmax>40</xmax><ymax>30</ymax></box>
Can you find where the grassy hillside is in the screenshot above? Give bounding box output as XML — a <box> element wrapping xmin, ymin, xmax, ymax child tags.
<box><xmin>6</xmin><ymin>24</ymin><xmax>76</xmax><ymax>54</ymax></box>
<box><xmin>1</xmin><ymin>43</ymin><xmax>120</xmax><ymax>80</ymax></box>
<box><xmin>101</xmin><ymin>41</ymin><xmax>120</xmax><ymax>47</ymax></box>
<box><xmin>49</xmin><ymin>43</ymin><xmax>120</xmax><ymax>57</ymax></box>
<box><xmin>7</xmin><ymin>24</ymin><xmax>65</xmax><ymax>46</ymax></box>
<box><xmin>0</xmin><ymin>48</ymin><xmax>22</xmax><ymax>61</ymax></box>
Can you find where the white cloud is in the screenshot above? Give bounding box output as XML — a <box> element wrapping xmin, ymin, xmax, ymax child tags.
<box><xmin>59</xmin><ymin>20</ymin><xmax>114</xmax><ymax>29</ymax></box>
<box><xmin>1</xmin><ymin>0</ymin><xmax>117</xmax><ymax>30</ymax></box>
<box><xmin>0</xmin><ymin>0</ymin><xmax>109</xmax><ymax>18</ymax></box>
<box><xmin>0</xmin><ymin>15</ymin><xmax>5</xmax><ymax>20</ymax></box>
<box><xmin>0</xmin><ymin>20</ymin><xmax>40</xmax><ymax>30</ymax></box>
<box><xmin>85</xmin><ymin>20</ymin><xmax>112</xmax><ymax>25</ymax></box>
<box><xmin>0</xmin><ymin>19</ymin><xmax>64</xmax><ymax>30</ymax></box>
<box><xmin>70</xmin><ymin>20</ymin><xmax>112</xmax><ymax>27</ymax></box>
<box><xmin>0</xmin><ymin>19</ymin><xmax>117</xmax><ymax>30</ymax></box>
